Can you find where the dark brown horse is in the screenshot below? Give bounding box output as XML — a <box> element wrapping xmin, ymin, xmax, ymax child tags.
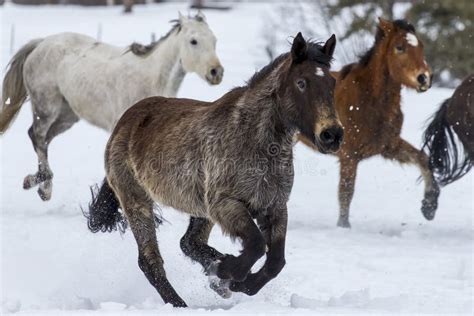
<box><xmin>86</xmin><ymin>33</ymin><xmax>342</xmax><ymax>307</ymax></box>
<box><xmin>423</xmin><ymin>74</ymin><xmax>473</xmax><ymax>186</ymax></box>
<box><xmin>302</xmin><ymin>18</ymin><xmax>439</xmax><ymax>227</ymax></box>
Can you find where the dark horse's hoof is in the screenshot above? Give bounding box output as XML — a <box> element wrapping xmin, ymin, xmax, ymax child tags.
<box><xmin>211</xmin><ymin>255</ymin><xmax>249</xmax><ymax>282</ymax></box>
<box><xmin>421</xmin><ymin>185</ymin><xmax>440</xmax><ymax>220</ymax></box>
<box><xmin>209</xmin><ymin>275</ymin><xmax>232</xmax><ymax>299</ymax></box>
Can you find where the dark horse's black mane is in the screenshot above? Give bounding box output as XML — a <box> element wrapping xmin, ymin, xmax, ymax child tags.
<box><xmin>340</xmin><ymin>19</ymin><xmax>416</xmax><ymax>79</ymax></box>
<box><xmin>246</xmin><ymin>41</ymin><xmax>333</xmax><ymax>89</ymax></box>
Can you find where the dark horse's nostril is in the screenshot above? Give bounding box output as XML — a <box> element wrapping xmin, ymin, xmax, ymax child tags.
<box><xmin>321</xmin><ymin>130</ymin><xmax>335</xmax><ymax>143</ymax></box>
<box><xmin>210</xmin><ymin>68</ymin><xmax>217</xmax><ymax>77</ymax></box>
<box><xmin>320</xmin><ymin>126</ymin><xmax>343</xmax><ymax>147</ymax></box>
<box><xmin>417</xmin><ymin>74</ymin><xmax>427</xmax><ymax>85</ymax></box>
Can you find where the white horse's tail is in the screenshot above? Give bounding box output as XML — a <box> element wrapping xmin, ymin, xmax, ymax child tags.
<box><xmin>1</xmin><ymin>39</ymin><xmax>43</xmax><ymax>135</ymax></box>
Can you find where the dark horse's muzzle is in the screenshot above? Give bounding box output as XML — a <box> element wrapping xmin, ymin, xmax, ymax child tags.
<box><xmin>318</xmin><ymin>126</ymin><xmax>344</xmax><ymax>153</ymax></box>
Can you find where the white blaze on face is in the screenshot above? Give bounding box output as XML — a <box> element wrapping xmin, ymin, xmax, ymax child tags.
<box><xmin>315</xmin><ymin>67</ymin><xmax>324</xmax><ymax>77</ymax></box>
<box><xmin>406</xmin><ymin>33</ymin><xmax>418</xmax><ymax>47</ymax></box>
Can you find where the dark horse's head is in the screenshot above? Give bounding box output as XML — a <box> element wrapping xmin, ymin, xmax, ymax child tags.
<box><xmin>279</xmin><ymin>33</ymin><xmax>343</xmax><ymax>153</ymax></box>
<box><xmin>377</xmin><ymin>18</ymin><xmax>432</xmax><ymax>92</ymax></box>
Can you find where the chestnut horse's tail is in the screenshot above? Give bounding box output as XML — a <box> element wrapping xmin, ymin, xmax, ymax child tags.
<box><xmin>0</xmin><ymin>39</ymin><xmax>43</xmax><ymax>135</ymax></box>
<box><xmin>422</xmin><ymin>99</ymin><xmax>472</xmax><ymax>186</ymax></box>
<box><xmin>84</xmin><ymin>179</ymin><xmax>127</xmax><ymax>233</ymax></box>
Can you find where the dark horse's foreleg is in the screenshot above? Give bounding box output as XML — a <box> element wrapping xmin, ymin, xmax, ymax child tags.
<box><xmin>208</xmin><ymin>198</ymin><xmax>266</xmax><ymax>283</ymax></box>
<box><xmin>337</xmin><ymin>157</ymin><xmax>359</xmax><ymax>228</ymax></box>
<box><xmin>383</xmin><ymin>138</ymin><xmax>440</xmax><ymax>220</ymax></box>
<box><xmin>229</xmin><ymin>206</ymin><xmax>288</xmax><ymax>296</ymax></box>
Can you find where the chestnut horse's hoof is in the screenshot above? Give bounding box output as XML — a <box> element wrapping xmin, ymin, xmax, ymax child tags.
<box><xmin>337</xmin><ymin>216</ymin><xmax>351</xmax><ymax>228</ymax></box>
<box><xmin>421</xmin><ymin>185</ymin><xmax>440</xmax><ymax>220</ymax></box>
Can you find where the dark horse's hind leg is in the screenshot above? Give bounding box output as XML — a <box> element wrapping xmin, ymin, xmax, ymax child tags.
<box><xmin>383</xmin><ymin>138</ymin><xmax>440</xmax><ymax>220</ymax></box>
<box><xmin>180</xmin><ymin>217</ymin><xmax>230</xmax><ymax>298</ymax></box>
<box><xmin>180</xmin><ymin>217</ymin><xmax>223</xmax><ymax>269</ymax></box>
<box><xmin>229</xmin><ymin>206</ymin><xmax>288</xmax><ymax>296</ymax></box>
<box><xmin>208</xmin><ymin>198</ymin><xmax>266</xmax><ymax>283</ymax></box>
<box><xmin>108</xmin><ymin>167</ymin><xmax>187</xmax><ymax>307</ymax></box>
<box><xmin>23</xmin><ymin>95</ymin><xmax>78</xmax><ymax>201</ymax></box>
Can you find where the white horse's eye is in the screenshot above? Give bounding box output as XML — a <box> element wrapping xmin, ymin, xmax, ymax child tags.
<box><xmin>190</xmin><ymin>39</ymin><xmax>198</xmax><ymax>45</ymax></box>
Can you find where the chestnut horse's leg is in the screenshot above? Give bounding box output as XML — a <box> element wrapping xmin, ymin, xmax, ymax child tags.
<box><xmin>338</xmin><ymin>157</ymin><xmax>359</xmax><ymax>228</ymax></box>
<box><xmin>207</xmin><ymin>198</ymin><xmax>266</xmax><ymax>283</ymax></box>
<box><xmin>382</xmin><ymin>138</ymin><xmax>440</xmax><ymax>220</ymax></box>
<box><xmin>229</xmin><ymin>206</ymin><xmax>288</xmax><ymax>296</ymax></box>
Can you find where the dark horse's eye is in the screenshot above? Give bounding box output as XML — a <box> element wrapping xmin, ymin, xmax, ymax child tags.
<box><xmin>395</xmin><ymin>45</ymin><xmax>405</xmax><ymax>53</ymax></box>
<box><xmin>190</xmin><ymin>39</ymin><xmax>198</xmax><ymax>45</ymax></box>
<box><xmin>296</xmin><ymin>79</ymin><xmax>306</xmax><ymax>91</ymax></box>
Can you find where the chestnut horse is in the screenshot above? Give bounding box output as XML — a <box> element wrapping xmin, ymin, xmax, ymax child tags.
<box><xmin>86</xmin><ymin>33</ymin><xmax>342</xmax><ymax>307</ymax></box>
<box><xmin>303</xmin><ymin>18</ymin><xmax>439</xmax><ymax>227</ymax></box>
<box><xmin>423</xmin><ymin>74</ymin><xmax>473</xmax><ymax>186</ymax></box>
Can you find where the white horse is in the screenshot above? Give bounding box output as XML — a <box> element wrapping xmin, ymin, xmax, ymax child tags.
<box><xmin>0</xmin><ymin>12</ymin><xmax>223</xmax><ymax>201</ymax></box>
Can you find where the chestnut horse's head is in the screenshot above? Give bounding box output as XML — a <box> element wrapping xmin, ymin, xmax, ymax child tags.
<box><xmin>378</xmin><ymin>18</ymin><xmax>432</xmax><ymax>92</ymax></box>
<box><xmin>281</xmin><ymin>33</ymin><xmax>343</xmax><ymax>153</ymax></box>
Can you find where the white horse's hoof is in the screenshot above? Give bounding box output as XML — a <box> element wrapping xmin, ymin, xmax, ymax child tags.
<box><xmin>23</xmin><ymin>174</ymin><xmax>37</xmax><ymax>190</ymax></box>
<box><xmin>38</xmin><ymin>181</ymin><xmax>52</xmax><ymax>201</ymax></box>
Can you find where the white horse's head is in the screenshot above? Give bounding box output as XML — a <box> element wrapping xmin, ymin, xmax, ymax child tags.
<box><xmin>176</xmin><ymin>12</ymin><xmax>224</xmax><ymax>85</ymax></box>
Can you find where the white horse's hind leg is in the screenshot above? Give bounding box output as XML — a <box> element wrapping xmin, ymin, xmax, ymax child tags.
<box><xmin>24</xmin><ymin>93</ymin><xmax>78</xmax><ymax>201</ymax></box>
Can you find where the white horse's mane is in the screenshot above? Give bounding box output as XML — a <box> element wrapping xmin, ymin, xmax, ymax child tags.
<box><xmin>127</xmin><ymin>15</ymin><xmax>206</xmax><ymax>57</ymax></box>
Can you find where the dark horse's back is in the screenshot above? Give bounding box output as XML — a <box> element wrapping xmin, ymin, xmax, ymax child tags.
<box><xmin>423</xmin><ymin>74</ymin><xmax>474</xmax><ymax>186</ymax></box>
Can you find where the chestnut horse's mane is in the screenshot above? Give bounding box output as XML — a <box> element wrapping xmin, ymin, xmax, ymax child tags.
<box><xmin>340</xmin><ymin>19</ymin><xmax>416</xmax><ymax>80</ymax></box>
<box><xmin>246</xmin><ymin>41</ymin><xmax>333</xmax><ymax>89</ymax></box>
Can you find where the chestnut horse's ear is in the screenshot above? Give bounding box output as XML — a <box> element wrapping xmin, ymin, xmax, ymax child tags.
<box><xmin>378</xmin><ymin>17</ymin><xmax>394</xmax><ymax>34</ymax></box>
<box><xmin>323</xmin><ymin>34</ymin><xmax>336</xmax><ymax>58</ymax></box>
<box><xmin>291</xmin><ymin>32</ymin><xmax>307</xmax><ymax>64</ymax></box>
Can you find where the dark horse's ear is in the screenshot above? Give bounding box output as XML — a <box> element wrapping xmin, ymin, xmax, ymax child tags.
<box><xmin>323</xmin><ymin>34</ymin><xmax>336</xmax><ymax>58</ymax></box>
<box><xmin>291</xmin><ymin>32</ymin><xmax>307</xmax><ymax>64</ymax></box>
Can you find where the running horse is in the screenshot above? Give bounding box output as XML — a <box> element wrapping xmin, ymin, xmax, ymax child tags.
<box><xmin>302</xmin><ymin>18</ymin><xmax>439</xmax><ymax>227</ymax></box>
<box><xmin>0</xmin><ymin>12</ymin><xmax>223</xmax><ymax>201</ymax></box>
<box><xmin>86</xmin><ymin>33</ymin><xmax>342</xmax><ymax>307</ymax></box>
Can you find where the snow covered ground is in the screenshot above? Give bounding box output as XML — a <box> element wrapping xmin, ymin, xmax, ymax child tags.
<box><xmin>1</xmin><ymin>3</ymin><xmax>472</xmax><ymax>315</ymax></box>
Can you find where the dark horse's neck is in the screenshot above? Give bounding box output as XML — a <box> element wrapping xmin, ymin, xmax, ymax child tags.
<box><xmin>227</xmin><ymin>61</ymin><xmax>295</xmax><ymax>152</ymax></box>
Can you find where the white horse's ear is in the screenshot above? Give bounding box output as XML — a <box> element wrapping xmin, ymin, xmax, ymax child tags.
<box><xmin>178</xmin><ymin>11</ymin><xmax>186</xmax><ymax>23</ymax></box>
<box><xmin>195</xmin><ymin>10</ymin><xmax>207</xmax><ymax>22</ymax></box>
